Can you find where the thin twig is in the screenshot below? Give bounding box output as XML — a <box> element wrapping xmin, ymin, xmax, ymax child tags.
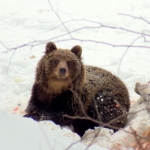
<box><xmin>130</xmin><ymin>126</ymin><xmax>144</xmax><ymax>150</ymax></box>
<box><xmin>117</xmin><ymin>36</ymin><xmax>143</xmax><ymax>75</ymax></box>
<box><xmin>118</xmin><ymin>13</ymin><xmax>150</xmax><ymax>25</ymax></box>
<box><xmin>47</xmin><ymin>0</ymin><xmax>73</xmax><ymax>39</ymax></box>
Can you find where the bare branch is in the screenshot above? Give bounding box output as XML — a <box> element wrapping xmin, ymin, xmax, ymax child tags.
<box><xmin>2</xmin><ymin>15</ymin><xmax>150</xmax><ymax>53</ymax></box>
<box><xmin>117</xmin><ymin>36</ymin><xmax>143</xmax><ymax>75</ymax></box>
<box><xmin>65</xmin><ymin>140</ymin><xmax>81</xmax><ymax>150</ymax></box>
<box><xmin>118</xmin><ymin>13</ymin><xmax>150</xmax><ymax>25</ymax></box>
<box><xmin>130</xmin><ymin>126</ymin><xmax>144</xmax><ymax>150</ymax></box>
<box><xmin>54</xmin><ymin>38</ymin><xmax>150</xmax><ymax>49</ymax></box>
<box><xmin>47</xmin><ymin>0</ymin><xmax>73</xmax><ymax>39</ymax></box>
<box><xmin>84</xmin><ymin>127</ymin><xmax>101</xmax><ymax>150</ymax></box>
<box><xmin>64</xmin><ymin>108</ymin><xmax>146</xmax><ymax>132</ymax></box>
<box><xmin>7</xmin><ymin>49</ymin><xmax>16</xmax><ymax>78</ymax></box>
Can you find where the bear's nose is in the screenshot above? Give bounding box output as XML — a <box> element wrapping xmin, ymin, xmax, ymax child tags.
<box><xmin>59</xmin><ymin>68</ymin><xmax>66</xmax><ymax>74</ymax></box>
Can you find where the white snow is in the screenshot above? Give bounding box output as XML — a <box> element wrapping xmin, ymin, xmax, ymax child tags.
<box><xmin>0</xmin><ymin>0</ymin><xmax>150</xmax><ymax>149</ymax></box>
<box><xmin>0</xmin><ymin>110</ymin><xmax>107</xmax><ymax>150</ymax></box>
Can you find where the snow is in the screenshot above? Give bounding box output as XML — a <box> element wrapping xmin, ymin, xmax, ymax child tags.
<box><xmin>0</xmin><ymin>0</ymin><xmax>150</xmax><ymax>149</ymax></box>
<box><xmin>0</xmin><ymin>110</ymin><xmax>106</xmax><ymax>150</ymax></box>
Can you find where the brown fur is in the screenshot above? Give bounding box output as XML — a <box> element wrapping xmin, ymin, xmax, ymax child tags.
<box><xmin>35</xmin><ymin>45</ymin><xmax>85</xmax><ymax>95</ymax></box>
<box><xmin>24</xmin><ymin>42</ymin><xmax>130</xmax><ymax>137</ymax></box>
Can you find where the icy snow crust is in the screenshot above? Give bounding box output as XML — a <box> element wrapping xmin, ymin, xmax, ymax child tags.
<box><xmin>0</xmin><ymin>0</ymin><xmax>150</xmax><ymax>149</ymax></box>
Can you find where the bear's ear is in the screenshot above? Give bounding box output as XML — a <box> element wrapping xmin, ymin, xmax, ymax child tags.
<box><xmin>71</xmin><ymin>45</ymin><xmax>82</xmax><ymax>58</ymax></box>
<box><xmin>45</xmin><ymin>42</ymin><xmax>57</xmax><ymax>54</ymax></box>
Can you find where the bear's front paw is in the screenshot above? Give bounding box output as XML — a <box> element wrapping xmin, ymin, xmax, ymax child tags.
<box><xmin>23</xmin><ymin>113</ymin><xmax>41</xmax><ymax>121</ymax></box>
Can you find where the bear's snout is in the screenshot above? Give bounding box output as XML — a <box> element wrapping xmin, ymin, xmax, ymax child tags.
<box><xmin>59</xmin><ymin>68</ymin><xmax>66</xmax><ymax>74</ymax></box>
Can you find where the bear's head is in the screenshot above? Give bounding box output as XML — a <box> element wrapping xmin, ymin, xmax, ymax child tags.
<box><xmin>36</xmin><ymin>42</ymin><xmax>85</xmax><ymax>94</ymax></box>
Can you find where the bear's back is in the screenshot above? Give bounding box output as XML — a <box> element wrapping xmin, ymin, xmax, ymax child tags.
<box><xmin>84</xmin><ymin>65</ymin><xmax>130</xmax><ymax>112</ymax></box>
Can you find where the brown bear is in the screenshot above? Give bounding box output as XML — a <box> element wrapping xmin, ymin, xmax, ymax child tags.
<box><xmin>24</xmin><ymin>42</ymin><xmax>130</xmax><ymax>137</ymax></box>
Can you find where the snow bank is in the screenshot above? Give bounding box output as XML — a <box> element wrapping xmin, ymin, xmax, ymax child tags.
<box><xmin>0</xmin><ymin>110</ymin><xmax>107</xmax><ymax>150</ymax></box>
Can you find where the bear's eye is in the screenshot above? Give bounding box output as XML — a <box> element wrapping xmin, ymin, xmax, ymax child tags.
<box><xmin>67</xmin><ymin>61</ymin><xmax>72</xmax><ymax>66</ymax></box>
<box><xmin>54</xmin><ymin>59</ymin><xmax>58</xmax><ymax>64</ymax></box>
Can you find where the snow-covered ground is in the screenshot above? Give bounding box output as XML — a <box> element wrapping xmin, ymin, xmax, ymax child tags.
<box><xmin>0</xmin><ymin>0</ymin><xmax>150</xmax><ymax>149</ymax></box>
